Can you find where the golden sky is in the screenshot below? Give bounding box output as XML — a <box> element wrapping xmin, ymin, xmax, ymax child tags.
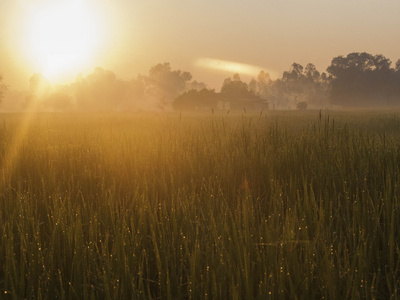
<box><xmin>1</xmin><ymin>0</ymin><xmax>400</xmax><ymax>90</ymax></box>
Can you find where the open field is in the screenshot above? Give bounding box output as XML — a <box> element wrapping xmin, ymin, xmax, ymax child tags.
<box><xmin>0</xmin><ymin>110</ymin><xmax>399</xmax><ymax>299</ymax></box>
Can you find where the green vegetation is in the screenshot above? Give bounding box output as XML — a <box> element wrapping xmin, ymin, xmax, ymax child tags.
<box><xmin>0</xmin><ymin>111</ymin><xmax>399</xmax><ymax>299</ymax></box>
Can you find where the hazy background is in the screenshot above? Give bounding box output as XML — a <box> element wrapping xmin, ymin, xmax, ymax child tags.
<box><xmin>1</xmin><ymin>0</ymin><xmax>400</xmax><ymax>90</ymax></box>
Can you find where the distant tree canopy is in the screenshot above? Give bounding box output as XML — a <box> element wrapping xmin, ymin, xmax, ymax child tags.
<box><xmin>327</xmin><ymin>52</ymin><xmax>400</xmax><ymax>107</ymax></box>
<box><xmin>220</xmin><ymin>74</ymin><xmax>254</xmax><ymax>98</ymax></box>
<box><xmin>72</xmin><ymin>67</ymin><xmax>126</xmax><ymax>111</ymax></box>
<box><xmin>145</xmin><ymin>63</ymin><xmax>193</xmax><ymax>105</ymax></box>
<box><xmin>3</xmin><ymin>52</ymin><xmax>400</xmax><ymax>111</ymax></box>
<box><xmin>0</xmin><ymin>74</ymin><xmax>8</xmax><ymax>102</ymax></box>
<box><xmin>248</xmin><ymin>71</ymin><xmax>272</xmax><ymax>100</ymax></box>
<box><xmin>269</xmin><ymin>63</ymin><xmax>329</xmax><ymax>109</ymax></box>
<box><xmin>12</xmin><ymin>63</ymin><xmax>206</xmax><ymax>112</ymax></box>
<box><xmin>173</xmin><ymin>88</ymin><xmax>219</xmax><ymax>111</ymax></box>
<box><xmin>23</xmin><ymin>73</ymin><xmax>73</xmax><ymax>111</ymax></box>
<box><xmin>126</xmin><ymin>63</ymin><xmax>205</xmax><ymax>110</ymax></box>
<box><xmin>173</xmin><ymin>74</ymin><xmax>267</xmax><ymax>111</ymax></box>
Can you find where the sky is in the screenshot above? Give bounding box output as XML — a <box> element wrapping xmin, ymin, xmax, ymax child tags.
<box><xmin>1</xmin><ymin>0</ymin><xmax>400</xmax><ymax>90</ymax></box>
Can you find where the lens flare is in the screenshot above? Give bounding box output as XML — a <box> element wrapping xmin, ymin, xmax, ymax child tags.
<box><xmin>195</xmin><ymin>58</ymin><xmax>277</xmax><ymax>78</ymax></box>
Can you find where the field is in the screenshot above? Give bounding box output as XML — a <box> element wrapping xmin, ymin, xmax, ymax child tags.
<box><xmin>0</xmin><ymin>110</ymin><xmax>399</xmax><ymax>299</ymax></box>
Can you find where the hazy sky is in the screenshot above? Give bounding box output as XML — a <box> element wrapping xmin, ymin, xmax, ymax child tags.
<box><xmin>1</xmin><ymin>0</ymin><xmax>400</xmax><ymax>90</ymax></box>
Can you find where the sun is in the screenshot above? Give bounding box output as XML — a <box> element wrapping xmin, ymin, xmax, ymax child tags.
<box><xmin>24</xmin><ymin>0</ymin><xmax>103</xmax><ymax>82</ymax></box>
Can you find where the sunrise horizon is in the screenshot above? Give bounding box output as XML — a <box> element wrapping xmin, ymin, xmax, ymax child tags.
<box><xmin>1</xmin><ymin>0</ymin><xmax>399</xmax><ymax>91</ymax></box>
<box><xmin>1</xmin><ymin>1</ymin><xmax>400</xmax><ymax>298</ymax></box>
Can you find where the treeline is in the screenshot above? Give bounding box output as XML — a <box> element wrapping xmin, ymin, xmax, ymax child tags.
<box><xmin>176</xmin><ymin>53</ymin><xmax>400</xmax><ymax>111</ymax></box>
<box><xmin>0</xmin><ymin>74</ymin><xmax>7</xmax><ymax>102</ymax></box>
<box><xmin>174</xmin><ymin>73</ymin><xmax>269</xmax><ymax>111</ymax></box>
<box><xmin>18</xmin><ymin>63</ymin><xmax>205</xmax><ymax>112</ymax></box>
<box><xmin>1</xmin><ymin>52</ymin><xmax>400</xmax><ymax>111</ymax></box>
<box><xmin>328</xmin><ymin>53</ymin><xmax>400</xmax><ymax>107</ymax></box>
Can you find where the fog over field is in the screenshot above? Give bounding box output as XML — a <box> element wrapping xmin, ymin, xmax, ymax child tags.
<box><xmin>1</xmin><ymin>0</ymin><xmax>400</xmax><ymax>299</ymax></box>
<box><xmin>1</xmin><ymin>52</ymin><xmax>400</xmax><ymax>112</ymax></box>
<box><xmin>1</xmin><ymin>0</ymin><xmax>400</xmax><ymax>111</ymax></box>
<box><xmin>0</xmin><ymin>112</ymin><xmax>399</xmax><ymax>298</ymax></box>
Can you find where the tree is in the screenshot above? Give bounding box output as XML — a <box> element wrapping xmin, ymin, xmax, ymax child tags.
<box><xmin>0</xmin><ymin>75</ymin><xmax>7</xmax><ymax>102</ymax></box>
<box><xmin>327</xmin><ymin>52</ymin><xmax>400</xmax><ymax>106</ymax></box>
<box><xmin>373</xmin><ymin>54</ymin><xmax>391</xmax><ymax>70</ymax></box>
<box><xmin>146</xmin><ymin>63</ymin><xmax>193</xmax><ymax>109</ymax></box>
<box><xmin>220</xmin><ymin>74</ymin><xmax>252</xmax><ymax>98</ymax></box>
<box><xmin>72</xmin><ymin>67</ymin><xmax>127</xmax><ymax>111</ymax></box>
<box><xmin>270</xmin><ymin>62</ymin><xmax>329</xmax><ymax>109</ymax></box>
<box><xmin>283</xmin><ymin>63</ymin><xmax>304</xmax><ymax>81</ymax></box>
<box><xmin>248</xmin><ymin>71</ymin><xmax>272</xmax><ymax>99</ymax></box>
<box><xmin>304</xmin><ymin>63</ymin><xmax>320</xmax><ymax>82</ymax></box>
<box><xmin>296</xmin><ymin>101</ymin><xmax>308</xmax><ymax>110</ymax></box>
<box><xmin>219</xmin><ymin>74</ymin><xmax>268</xmax><ymax>110</ymax></box>
<box><xmin>173</xmin><ymin>88</ymin><xmax>218</xmax><ymax>111</ymax></box>
<box><xmin>395</xmin><ymin>59</ymin><xmax>400</xmax><ymax>72</ymax></box>
<box><xmin>248</xmin><ymin>78</ymin><xmax>257</xmax><ymax>95</ymax></box>
<box><xmin>186</xmin><ymin>80</ymin><xmax>207</xmax><ymax>92</ymax></box>
<box><xmin>277</xmin><ymin>63</ymin><xmax>308</xmax><ymax>108</ymax></box>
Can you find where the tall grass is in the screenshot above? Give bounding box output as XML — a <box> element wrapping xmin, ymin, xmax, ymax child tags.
<box><xmin>0</xmin><ymin>111</ymin><xmax>399</xmax><ymax>299</ymax></box>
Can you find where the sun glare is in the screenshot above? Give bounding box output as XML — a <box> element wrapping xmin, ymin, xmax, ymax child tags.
<box><xmin>24</xmin><ymin>0</ymin><xmax>103</xmax><ymax>82</ymax></box>
<box><xmin>196</xmin><ymin>58</ymin><xmax>278</xmax><ymax>79</ymax></box>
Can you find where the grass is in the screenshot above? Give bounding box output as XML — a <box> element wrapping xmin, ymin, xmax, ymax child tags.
<box><xmin>0</xmin><ymin>110</ymin><xmax>399</xmax><ymax>299</ymax></box>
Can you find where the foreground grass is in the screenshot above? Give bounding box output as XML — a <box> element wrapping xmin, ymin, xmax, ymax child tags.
<box><xmin>0</xmin><ymin>111</ymin><xmax>399</xmax><ymax>299</ymax></box>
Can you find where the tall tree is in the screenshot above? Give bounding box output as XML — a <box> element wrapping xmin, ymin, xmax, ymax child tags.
<box><xmin>146</xmin><ymin>63</ymin><xmax>193</xmax><ymax>108</ymax></box>
<box><xmin>283</xmin><ymin>63</ymin><xmax>304</xmax><ymax>81</ymax></box>
<box><xmin>304</xmin><ymin>63</ymin><xmax>320</xmax><ymax>82</ymax></box>
<box><xmin>248</xmin><ymin>71</ymin><xmax>272</xmax><ymax>99</ymax></box>
<box><xmin>173</xmin><ymin>88</ymin><xmax>218</xmax><ymax>111</ymax></box>
<box><xmin>271</xmin><ymin>63</ymin><xmax>329</xmax><ymax>108</ymax></box>
<box><xmin>0</xmin><ymin>75</ymin><xmax>7</xmax><ymax>102</ymax></box>
<box><xmin>220</xmin><ymin>73</ymin><xmax>252</xmax><ymax>98</ymax></box>
<box><xmin>327</xmin><ymin>52</ymin><xmax>399</xmax><ymax>106</ymax></box>
<box><xmin>72</xmin><ymin>67</ymin><xmax>127</xmax><ymax>111</ymax></box>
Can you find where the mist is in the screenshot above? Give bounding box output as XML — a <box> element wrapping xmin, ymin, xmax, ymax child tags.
<box><xmin>1</xmin><ymin>52</ymin><xmax>400</xmax><ymax>112</ymax></box>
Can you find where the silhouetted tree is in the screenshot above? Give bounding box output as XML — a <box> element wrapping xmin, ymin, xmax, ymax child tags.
<box><xmin>128</xmin><ymin>75</ymin><xmax>147</xmax><ymax>100</ymax></box>
<box><xmin>282</xmin><ymin>63</ymin><xmax>306</xmax><ymax>95</ymax></box>
<box><xmin>304</xmin><ymin>63</ymin><xmax>320</xmax><ymax>82</ymax></box>
<box><xmin>173</xmin><ymin>73</ymin><xmax>268</xmax><ymax>111</ymax></box>
<box><xmin>248</xmin><ymin>71</ymin><xmax>272</xmax><ymax>99</ymax></box>
<box><xmin>186</xmin><ymin>80</ymin><xmax>207</xmax><ymax>92</ymax></box>
<box><xmin>0</xmin><ymin>75</ymin><xmax>7</xmax><ymax>102</ymax></box>
<box><xmin>271</xmin><ymin>63</ymin><xmax>328</xmax><ymax>109</ymax></box>
<box><xmin>248</xmin><ymin>78</ymin><xmax>257</xmax><ymax>95</ymax></box>
<box><xmin>72</xmin><ymin>67</ymin><xmax>127</xmax><ymax>111</ymax></box>
<box><xmin>327</xmin><ymin>52</ymin><xmax>400</xmax><ymax>106</ymax></box>
<box><xmin>219</xmin><ymin>74</ymin><xmax>268</xmax><ymax>110</ymax></box>
<box><xmin>283</xmin><ymin>63</ymin><xmax>304</xmax><ymax>81</ymax></box>
<box><xmin>296</xmin><ymin>101</ymin><xmax>308</xmax><ymax>110</ymax></box>
<box><xmin>173</xmin><ymin>88</ymin><xmax>218</xmax><ymax>111</ymax></box>
<box><xmin>65</xmin><ymin>63</ymin><xmax>205</xmax><ymax>112</ymax></box>
<box><xmin>220</xmin><ymin>74</ymin><xmax>253</xmax><ymax>98</ymax></box>
<box><xmin>144</xmin><ymin>63</ymin><xmax>193</xmax><ymax>109</ymax></box>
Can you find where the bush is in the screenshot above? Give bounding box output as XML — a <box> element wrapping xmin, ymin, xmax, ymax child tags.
<box><xmin>296</xmin><ymin>101</ymin><xmax>308</xmax><ymax>110</ymax></box>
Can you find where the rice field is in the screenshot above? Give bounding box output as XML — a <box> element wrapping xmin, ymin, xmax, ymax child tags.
<box><xmin>0</xmin><ymin>110</ymin><xmax>399</xmax><ymax>299</ymax></box>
